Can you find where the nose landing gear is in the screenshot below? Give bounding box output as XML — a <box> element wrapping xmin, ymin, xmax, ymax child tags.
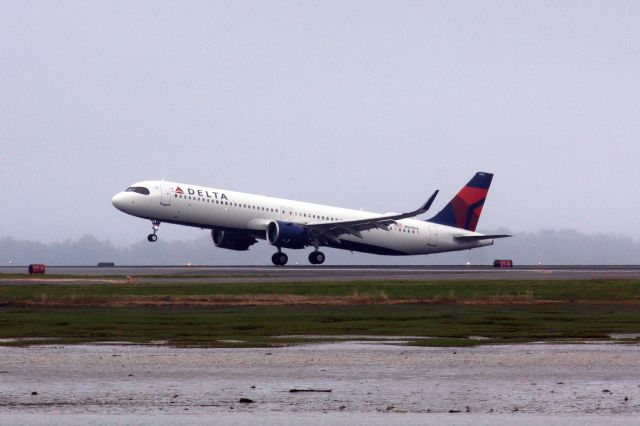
<box><xmin>147</xmin><ymin>220</ymin><xmax>161</xmax><ymax>242</ymax></box>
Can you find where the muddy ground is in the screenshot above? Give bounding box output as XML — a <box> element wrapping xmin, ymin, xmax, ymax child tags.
<box><xmin>1</xmin><ymin>341</ymin><xmax>640</xmax><ymax>424</ymax></box>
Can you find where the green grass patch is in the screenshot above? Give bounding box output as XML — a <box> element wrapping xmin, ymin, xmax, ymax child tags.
<box><xmin>1</xmin><ymin>303</ymin><xmax>640</xmax><ymax>347</ymax></box>
<box><xmin>3</xmin><ymin>279</ymin><xmax>640</xmax><ymax>347</ymax></box>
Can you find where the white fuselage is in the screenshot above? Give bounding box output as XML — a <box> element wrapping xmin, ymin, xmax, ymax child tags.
<box><xmin>112</xmin><ymin>180</ymin><xmax>493</xmax><ymax>257</ymax></box>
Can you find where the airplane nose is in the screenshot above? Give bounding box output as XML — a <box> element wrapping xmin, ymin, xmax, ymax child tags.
<box><xmin>111</xmin><ymin>192</ymin><xmax>126</xmax><ymax>211</ymax></box>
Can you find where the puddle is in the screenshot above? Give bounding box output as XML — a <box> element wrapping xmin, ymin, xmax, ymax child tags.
<box><xmin>276</xmin><ymin>335</ymin><xmax>431</xmax><ymax>340</ymax></box>
<box><xmin>610</xmin><ymin>333</ymin><xmax>640</xmax><ymax>339</ymax></box>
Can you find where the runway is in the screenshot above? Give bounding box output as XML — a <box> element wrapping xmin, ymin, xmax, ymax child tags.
<box><xmin>1</xmin><ymin>265</ymin><xmax>639</xmax><ymax>284</ymax></box>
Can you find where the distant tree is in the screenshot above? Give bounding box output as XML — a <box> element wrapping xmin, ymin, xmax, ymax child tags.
<box><xmin>0</xmin><ymin>230</ymin><xmax>638</xmax><ymax>266</ymax></box>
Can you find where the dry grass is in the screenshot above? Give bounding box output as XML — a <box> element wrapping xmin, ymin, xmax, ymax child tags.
<box><xmin>7</xmin><ymin>293</ymin><xmax>640</xmax><ymax>308</ymax></box>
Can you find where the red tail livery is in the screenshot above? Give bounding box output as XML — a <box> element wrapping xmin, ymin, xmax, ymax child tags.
<box><xmin>428</xmin><ymin>172</ymin><xmax>493</xmax><ymax>231</ymax></box>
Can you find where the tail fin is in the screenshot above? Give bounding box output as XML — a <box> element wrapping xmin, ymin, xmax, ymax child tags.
<box><xmin>428</xmin><ymin>172</ymin><xmax>493</xmax><ymax>231</ymax></box>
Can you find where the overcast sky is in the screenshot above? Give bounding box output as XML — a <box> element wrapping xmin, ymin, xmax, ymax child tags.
<box><xmin>1</xmin><ymin>1</ymin><xmax>639</xmax><ymax>246</ymax></box>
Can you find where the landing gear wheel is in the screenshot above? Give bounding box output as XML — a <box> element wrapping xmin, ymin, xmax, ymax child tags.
<box><xmin>148</xmin><ymin>220</ymin><xmax>161</xmax><ymax>242</ymax></box>
<box><xmin>271</xmin><ymin>252</ymin><xmax>288</xmax><ymax>266</ymax></box>
<box><xmin>309</xmin><ymin>251</ymin><xmax>325</xmax><ymax>265</ymax></box>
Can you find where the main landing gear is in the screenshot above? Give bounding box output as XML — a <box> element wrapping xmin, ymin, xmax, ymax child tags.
<box><xmin>308</xmin><ymin>250</ymin><xmax>325</xmax><ymax>265</ymax></box>
<box><xmin>271</xmin><ymin>250</ymin><xmax>288</xmax><ymax>266</ymax></box>
<box><xmin>271</xmin><ymin>250</ymin><xmax>326</xmax><ymax>266</ymax></box>
<box><xmin>147</xmin><ymin>220</ymin><xmax>160</xmax><ymax>242</ymax></box>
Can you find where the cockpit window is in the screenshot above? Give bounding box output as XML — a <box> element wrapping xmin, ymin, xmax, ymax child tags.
<box><xmin>125</xmin><ymin>186</ymin><xmax>150</xmax><ymax>195</ymax></box>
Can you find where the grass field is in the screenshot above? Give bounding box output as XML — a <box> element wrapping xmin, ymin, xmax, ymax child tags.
<box><xmin>1</xmin><ymin>277</ymin><xmax>640</xmax><ymax>347</ymax></box>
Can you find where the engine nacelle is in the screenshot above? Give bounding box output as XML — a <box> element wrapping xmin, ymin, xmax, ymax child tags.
<box><xmin>266</xmin><ymin>221</ymin><xmax>310</xmax><ymax>249</ymax></box>
<box><xmin>211</xmin><ymin>228</ymin><xmax>257</xmax><ymax>251</ymax></box>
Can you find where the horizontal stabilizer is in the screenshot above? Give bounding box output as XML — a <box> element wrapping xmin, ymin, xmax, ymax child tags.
<box><xmin>453</xmin><ymin>234</ymin><xmax>511</xmax><ymax>242</ymax></box>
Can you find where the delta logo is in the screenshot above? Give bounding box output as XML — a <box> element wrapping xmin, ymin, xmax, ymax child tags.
<box><xmin>174</xmin><ymin>186</ymin><xmax>228</xmax><ymax>200</ymax></box>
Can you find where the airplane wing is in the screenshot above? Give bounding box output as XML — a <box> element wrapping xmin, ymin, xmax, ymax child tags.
<box><xmin>305</xmin><ymin>190</ymin><xmax>439</xmax><ymax>241</ymax></box>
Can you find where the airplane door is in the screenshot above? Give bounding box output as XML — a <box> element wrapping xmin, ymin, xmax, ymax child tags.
<box><xmin>160</xmin><ymin>184</ymin><xmax>172</xmax><ymax>206</ymax></box>
<box><xmin>428</xmin><ymin>225</ymin><xmax>438</xmax><ymax>246</ymax></box>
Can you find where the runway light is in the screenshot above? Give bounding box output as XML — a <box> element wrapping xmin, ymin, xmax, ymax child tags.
<box><xmin>465</xmin><ymin>261</ymin><xmax>471</xmax><ymax>266</ymax></box>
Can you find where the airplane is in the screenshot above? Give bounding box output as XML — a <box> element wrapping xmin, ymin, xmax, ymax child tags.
<box><xmin>111</xmin><ymin>172</ymin><xmax>510</xmax><ymax>265</ymax></box>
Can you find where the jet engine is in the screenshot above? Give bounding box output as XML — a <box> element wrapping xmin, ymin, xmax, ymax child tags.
<box><xmin>211</xmin><ymin>228</ymin><xmax>257</xmax><ymax>251</ymax></box>
<box><xmin>266</xmin><ymin>221</ymin><xmax>310</xmax><ymax>249</ymax></box>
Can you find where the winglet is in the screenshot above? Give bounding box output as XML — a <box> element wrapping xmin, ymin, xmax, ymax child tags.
<box><xmin>401</xmin><ymin>189</ymin><xmax>439</xmax><ymax>218</ymax></box>
<box><xmin>421</xmin><ymin>190</ymin><xmax>439</xmax><ymax>213</ymax></box>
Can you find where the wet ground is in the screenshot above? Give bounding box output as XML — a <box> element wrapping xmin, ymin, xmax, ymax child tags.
<box><xmin>1</xmin><ymin>341</ymin><xmax>640</xmax><ymax>424</ymax></box>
